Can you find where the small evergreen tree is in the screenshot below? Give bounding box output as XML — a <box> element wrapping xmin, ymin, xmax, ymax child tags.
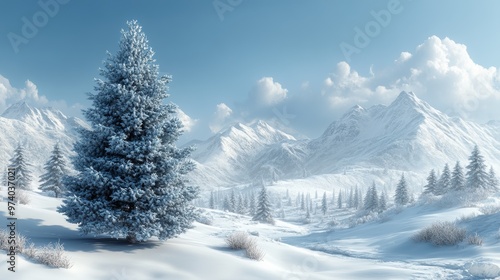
<box><xmin>488</xmin><ymin>167</ymin><xmax>499</xmax><ymax>191</ymax></box>
<box><xmin>39</xmin><ymin>143</ymin><xmax>69</xmax><ymax>198</ymax></box>
<box><xmin>253</xmin><ymin>185</ymin><xmax>274</xmax><ymax>224</ymax></box>
<box><xmin>8</xmin><ymin>144</ymin><xmax>33</xmax><ymax>190</ymax></box>
<box><xmin>436</xmin><ymin>164</ymin><xmax>451</xmax><ymax>195</ymax></box>
<box><xmin>229</xmin><ymin>189</ymin><xmax>236</xmax><ymax>213</ymax></box>
<box><xmin>364</xmin><ymin>182</ymin><xmax>379</xmax><ymax>212</ymax></box>
<box><xmin>223</xmin><ymin>196</ymin><xmax>230</xmax><ymax>211</ymax></box>
<box><xmin>337</xmin><ymin>190</ymin><xmax>342</xmax><ymax>209</ymax></box>
<box><xmin>321</xmin><ymin>192</ymin><xmax>328</xmax><ymax>215</ymax></box>
<box><xmin>58</xmin><ymin>21</ymin><xmax>198</xmax><ymax>243</ymax></box>
<box><xmin>451</xmin><ymin>161</ymin><xmax>465</xmax><ymax>191</ymax></box>
<box><xmin>394</xmin><ymin>174</ymin><xmax>409</xmax><ymax>206</ymax></box>
<box><xmin>379</xmin><ymin>191</ymin><xmax>387</xmax><ymax>212</ymax></box>
<box><xmin>465</xmin><ymin>145</ymin><xmax>489</xmax><ymax>191</ymax></box>
<box><xmin>249</xmin><ymin>192</ymin><xmax>256</xmax><ymax>216</ymax></box>
<box><xmin>423</xmin><ymin>169</ymin><xmax>438</xmax><ymax>195</ymax></box>
<box><xmin>209</xmin><ymin>191</ymin><xmax>215</xmax><ymax>209</ymax></box>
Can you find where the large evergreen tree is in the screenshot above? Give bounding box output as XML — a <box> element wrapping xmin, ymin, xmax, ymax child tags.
<box><xmin>451</xmin><ymin>161</ymin><xmax>465</xmax><ymax>191</ymax></box>
<box><xmin>321</xmin><ymin>192</ymin><xmax>328</xmax><ymax>215</ymax></box>
<box><xmin>253</xmin><ymin>185</ymin><xmax>274</xmax><ymax>224</ymax></box>
<box><xmin>39</xmin><ymin>143</ymin><xmax>69</xmax><ymax>198</ymax></box>
<box><xmin>394</xmin><ymin>174</ymin><xmax>409</xmax><ymax>206</ymax></box>
<box><xmin>58</xmin><ymin>21</ymin><xmax>198</xmax><ymax>243</ymax></box>
<box><xmin>465</xmin><ymin>145</ymin><xmax>489</xmax><ymax>191</ymax></box>
<box><xmin>8</xmin><ymin>144</ymin><xmax>33</xmax><ymax>190</ymax></box>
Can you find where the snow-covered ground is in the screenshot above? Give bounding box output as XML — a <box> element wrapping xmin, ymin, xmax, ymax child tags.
<box><xmin>2</xmin><ymin>188</ymin><xmax>500</xmax><ymax>279</ymax></box>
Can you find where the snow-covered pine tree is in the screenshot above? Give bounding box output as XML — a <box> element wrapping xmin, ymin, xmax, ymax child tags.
<box><xmin>394</xmin><ymin>174</ymin><xmax>409</xmax><ymax>206</ymax></box>
<box><xmin>249</xmin><ymin>192</ymin><xmax>256</xmax><ymax>216</ymax></box>
<box><xmin>488</xmin><ymin>167</ymin><xmax>499</xmax><ymax>191</ymax></box>
<box><xmin>364</xmin><ymin>182</ymin><xmax>379</xmax><ymax>212</ymax></box>
<box><xmin>465</xmin><ymin>145</ymin><xmax>489</xmax><ymax>191</ymax></box>
<box><xmin>301</xmin><ymin>193</ymin><xmax>305</xmax><ymax>210</ymax></box>
<box><xmin>8</xmin><ymin>144</ymin><xmax>33</xmax><ymax>190</ymax></box>
<box><xmin>58</xmin><ymin>20</ymin><xmax>198</xmax><ymax>243</ymax></box>
<box><xmin>436</xmin><ymin>164</ymin><xmax>451</xmax><ymax>195</ymax></box>
<box><xmin>209</xmin><ymin>191</ymin><xmax>215</xmax><ymax>209</ymax></box>
<box><xmin>379</xmin><ymin>191</ymin><xmax>387</xmax><ymax>212</ymax></box>
<box><xmin>253</xmin><ymin>185</ymin><xmax>274</xmax><ymax>224</ymax></box>
<box><xmin>236</xmin><ymin>194</ymin><xmax>244</xmax><ymax>214</ymax></box>
<box><xmin>348</xmin><ymin>187</ymin><xmax>354</xmax><ymax>208</ymax></box>
<box><xmin>423</xmin><ymin>169</ymin><xmax>438</xmax><ymax>195</ymax></box>
<box><xmin>451</xmin><ymin>161</ymin><xmax>465</xmax><ymax>191</ymax></box>
<box><xmin>39</xmin><ymin>143</ymin><xmax>69</xmax><ymax>198</ymax></box>
<box><xmin>223</xmin><ymin>196</ymin><xmax>230</xmax><ymax>211</ymax></box>
<box><xmin>321</xmin><ymin>192</ymin><xmax>328</xmax><ymax>215</ymax></box>
<box><xmin>353</xmin><ymin>187</ymin><xmax>359</xmax><ymax>209</ymax></box>
<box><xmin>229</xmin><ymin>189</ymin><xmax>236</xmax><ymax>213</ymax></box>
<box><xmin>337</xmin><ymin>190</ymin><xmax>342</xmax><ymax>209</ymax></box>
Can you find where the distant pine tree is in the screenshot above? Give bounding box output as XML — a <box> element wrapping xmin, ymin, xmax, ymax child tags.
<box><xmin>423</xmin><ymin>169</ymin><xmax>438</xmax><ymax>195</ymax></box>
<box><xmin>249</xmin><ymin>192</ymin><xmax>256</xmax><ymax>216</ymax></box>
<box><xmin>451</xmin><ymin>161</ymin><xmax>465</xmax><ymax>191</ymax></box>
<box><xmin>436</xmin><ymin>164</ymin><xmax>451</xmax><ymax>195</ymax></box>
<box><xmin>39</xmin><ymin>143</ymin><xmax>69</xmax><ymax>198</ymax></box>
<box><xmin>394</xmin><ymin>174</ymin><xmax>409</xmax><ymax>206</ymax></box>
<box><xmin>488</xmin><ymin>167</ymin><xmax>499</xmax><ymax>191</ymax></box>
<box><xmin>253</xmin><ymin>185</ymin><xmax>274</xmax><ymax>224</ymax></box>
<box><xmin>337</xmin><ymin>190</ymin><xmax>342</xmax><ymax>209</ymax></box>
<box><xmin>229</xmin><ymin>189</ymin><xmax>236</xmax><ymax>213</ymax></box>
<box><xmin>8</xmin><ymin>144</ymin><xmax>33</xmax><ymax>190</ymax></box>
<box><xmin>379</xmin><ymin>191</ymin><xmax>387</xmax><ymax>212</ymax></box>
<box><xmin>465</xmin><ymin>145</ymin><xmax>489</xmax><ymax>191</ymax></box>
<box><xmin>321</xmin><ymin>192</ymin><xmax>328</xmax><ymax>215</ymax></box>
<box><xmin>364</xmin><ymin>182</ymin><xmax>379</xmax><ymax>212</ymax></box>
<box><xmin>209</xmin><ymin>191</ymin><xmax>215</xmax><ymax>209</ymax></box>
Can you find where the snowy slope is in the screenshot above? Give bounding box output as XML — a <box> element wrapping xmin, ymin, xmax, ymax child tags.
<box><xmin>0</xmin><ymin>102</ymin><xmax>87</xmax><ymax>180</ymax></box>
<box><xmin>1</xmin><ymin>191</ymin><xmax>492</xmax><ymax>279</ymax></box>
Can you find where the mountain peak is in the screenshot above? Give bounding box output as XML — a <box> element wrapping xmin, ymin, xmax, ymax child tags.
<box><xmin>1</xmin><ymin>101</ymin><xmax>70</xmax><ymax>130</ymax></box>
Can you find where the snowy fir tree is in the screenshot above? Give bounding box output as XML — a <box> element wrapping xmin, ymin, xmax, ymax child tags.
<box><xmin>465</xmin><ymin>145</ymin><xmax>489</xmax><ymax>192</ymax></box>
<box><xmin>451</xmin><ymin>161</ymin><xmax>465</xmax><ymax>191</ymax></box>
<box><xmin>423</xmin><ymin>169</ymin><xmax>438</xmax><ymax>195</ymax></box>
<box><xmin>249</xmin><ymin>191</ymin><xmax>256</xmax><ymax>216</ymax></box>
<box><xmin>363</xmin><ymin>182</ymin><xmax>379</xmax><ymax>212</ymax></box>
<box><xmin>379</xmin><ymin>191</ymin><xmax>387</xmax><ymax>212</ymax></box>
<box><xmin>223</xmin><ymin>196</ymin><xmax>230</xmax><ymax>211</ymax></box>
<box><xmin>39</xmin><ymin>143</ymin><xmax>69</xmax><ymax>198</ymax></box>
<box><xmin>253</xmin><ymin>185</ymin><xmax>274</xmax><ymax>224</ymax></box>
<box><xmin>321</xmin><ymin>192</ymin><xmax>328</xmax><ymax>215</ymax></box>
<box><xmin>229</xmin><ymin>189</ymin><xmax>236</xmax><ymax>213</ymax></box>
<box><xmin>353</xmin><ymin>187</ymin><xmax>359</xmax><ymax>209</ymax></box>
<box><xmin>436</xmin><ymin>164</ymin><xmax>451</xmax><ymax>195</ymax></box>
<box><xmin>337</xmin><ymin>190</ymin><xmax>343</xmax><ymax>209</ymax></box>
<box><xmin>209</xmin><ymin>191</ymin><xmax>215</xmax><ymax>209</ymax></box>
<box><xmin>394</xmin><ymin>174</ymin><xmax>409</xmax><ymax>206</ymax></box>
<box><xmin>488</xmin><ymin>167</ymin><xmax>499</xmax><ymax>191</ymax></box>
<box><xmin>58</xmin><ymin>21</ymin><xmax>198</xmax><ymax>243</ymax></box>
<box><xmin>7</xmin><ymin>144</ymin><xmax>33</xmax><ymax>190</ymax></box>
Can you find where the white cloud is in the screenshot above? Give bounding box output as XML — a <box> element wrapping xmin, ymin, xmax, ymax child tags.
<box><xmin>249</xmin><ymin>77</ymin><xmax>288</xmax><ymax>107</ymax></box>
<box><xmin>209</xmin><ymin>103</ymin><xmax>233</xmax><ymax>133</ymax></box>
<box><xmin>0</xmin><ymin>75</ymin><xmax>49</xmax><ymax>113</ymax></box>
<box><xmin>321</xmin><ymin>36</ymin><xmax>500</xmax><ymax>122</ymax></box>
<box><xmin>175</xmin><ymin>107</ymin><xmax>198</xmax><ymax>133</ymax></box>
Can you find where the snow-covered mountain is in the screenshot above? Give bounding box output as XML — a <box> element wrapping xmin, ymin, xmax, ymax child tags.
<box><xmin>307</xmin><ymin>91</ymin><xmax>500</xmax><ymax>174</ymax></box>
<box><xmin>187</xmin><ymin>120</ymin><xmax>297</xmax><ymax>187</ymax></box>
<box><xmin>0</xmin><ymin>102</ymin><xmax>87</xmax><ymax>182</ymax></box>
<box><xmin>189</xmin><ymin>92</ymin><xmax>500</xmax><ymax>189</ymax></box>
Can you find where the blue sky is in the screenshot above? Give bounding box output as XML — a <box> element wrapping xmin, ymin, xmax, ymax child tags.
<box><xmin>2</xmin><ymin>0</ymin><xmax>500</xmax><ymax>141</ymax></box>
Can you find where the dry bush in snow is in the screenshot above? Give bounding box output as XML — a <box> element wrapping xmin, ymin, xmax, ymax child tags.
<box><xmin>413</xmin><ymin>221</ymin><xmax>466</xmax><ymax>246</ymax></box>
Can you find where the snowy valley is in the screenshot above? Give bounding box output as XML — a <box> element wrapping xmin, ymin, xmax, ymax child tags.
<box><xmin>2</xmin><ymin>90</ymin><xmax>500</xmax><ymax>279</ymax></box>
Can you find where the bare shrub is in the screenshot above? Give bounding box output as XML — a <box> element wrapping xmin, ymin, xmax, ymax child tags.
<box><xmin>467</xmin><ymin>233</ymin><xmax>483</xmax><ymax>246</ymax></box>
<box><xmin>413</xmin><ymin>221</ymin><xmax>466</xmax><ymax>246</ymax></box>
<box><xmin>226</xmin><ymin>231</ymin><xmax>250</xmax><ymax>250</ymax></box>
<box><xmin>37</xmin><ymin>241</ymin><xmax>72</xmax><ymax>268</ymax></box>
<box><xmin>225</xmin><ymin>231</ymin><xmax>264</xmax><ymax>261</ymax></box>
<box><xmin>0</xmin><ymin>230</ymin><xmax>71</xmax><ymax>268</ymax></box>
<box><xmin>16</xmin><ymin>190</ymin><xmax>31</xmax><ymax>205</ymax></box>
<box><xmin>245</xmin><ymin>240</ymin><xmax>265</xmax><ymax>261</ymax></box>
